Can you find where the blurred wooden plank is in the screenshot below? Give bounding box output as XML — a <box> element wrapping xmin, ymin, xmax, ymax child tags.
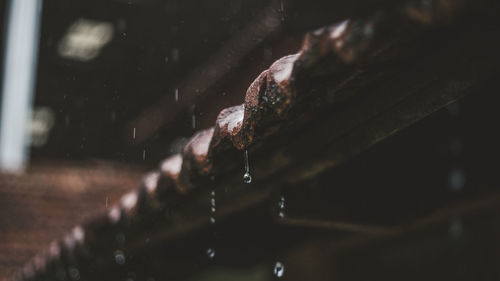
<box><xmin>0</xmin><ymin>161</ymin><xmax>144</xmax><ymax>280</ymax></box>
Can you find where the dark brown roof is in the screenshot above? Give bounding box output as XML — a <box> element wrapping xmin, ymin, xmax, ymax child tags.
<box><xmin>12</xmin><ymin>0</ymin><xmax>500</xmax><ymax>280</ymax></box>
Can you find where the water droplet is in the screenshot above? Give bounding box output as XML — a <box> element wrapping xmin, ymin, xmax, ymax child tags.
<box><xmin>280</xmin><ymin>0</ymin><xmax>285</xmax><ymax>21</ymax></box>
<box><xmin>209</xmin><ymin>185</ymin><xmax>216</xmax><ymax>224</ymax></box>
<box><xmin>174</xmin><ymin>88</ymin><xmax>179</xmax><ymax>101</ymax></box>
<box><xmin>273</xmin><ymin>261</ymin><xmax>284</xmax><ymax>278</ymax></box>
<box><xmin>243</xmin><ymin>172</ymin><xmax>252</xmax><ymax>184</ymax></box>
<box><xmin>192</xmin><ymin>114</ymin><xmax>196</xmax><ymax>129</ymax></box>
<box><xmin>132</xmin><ymin>127</ymin><xmax>136</xmax><ymax>140</ymax></box>
<box><xmin>114</xmin><ymin>250</ymin><xmax>126</xmax><ymax>265</ymax></box>
<box><xmin>143</xmin><ymin>149</ymin><xmax>146</xmax><ymax>160</ymax></box>
<box><xmin>278</xmin><ymin>195</ymin><xmax>286</xmax><ymax>219</ymax></box>
<box><xmin>243</xmin><ymin>150</ymin><xmax>252</xmax><ymax>184</ymax></box>
<box><xmin>206</xmin><ymin>248</ymin><xmax>215</xmax><ymax>260</ymax></box>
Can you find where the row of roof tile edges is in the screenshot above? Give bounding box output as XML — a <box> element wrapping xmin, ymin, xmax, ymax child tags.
<box><xmin>14</xmin><ymin>1</ymin><xmax>465</xmax><ymax>280</ymax></box>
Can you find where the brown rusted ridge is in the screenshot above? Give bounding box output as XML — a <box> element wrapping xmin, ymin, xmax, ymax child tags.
<box><xmin>12</xmin><ymin>1</ymin><xmax>467</xmax><ymax>280</ymax></box>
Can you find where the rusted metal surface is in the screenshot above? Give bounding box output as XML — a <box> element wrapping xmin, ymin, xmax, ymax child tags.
<box><xmin>10</xmin><ymin>0</ymin><xmax>494</xmax><ymax>280</ymax></box>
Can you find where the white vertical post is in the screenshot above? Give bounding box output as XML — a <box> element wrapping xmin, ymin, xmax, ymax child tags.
<box><xmin>0</xmin><ymin>0</ymin><xmax>43</xmax><ymax>172</ymax></box>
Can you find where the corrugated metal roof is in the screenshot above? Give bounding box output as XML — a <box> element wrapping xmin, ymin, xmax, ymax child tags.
<box><xmin>12</xmin><ymin>0</ymin><xmax>479</xmax><ymax>279</ymax></box>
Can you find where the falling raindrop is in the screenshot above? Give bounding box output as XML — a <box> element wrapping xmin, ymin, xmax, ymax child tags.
<box><xmin>206</xmin><ymin>248</ymin><xmax>215</xmax><ymax>260</ymax></box>
<box><xmin>273</xmin><ymin>261</ymin><xmax>285</xmax><ymax>278</ymax></box>
<box><xmin>133</xmin><ymin>127</ymin><xmax>136</xmax><ymax>140</ymax></box>
<box><xmin>174</xmin><ymin>88</ymin><xmax>179</xmax><ymax>101</ymax></box>
<box><xmin>278</xmin><ymin>195</ymin><xmax>286</xmax><ymax>219</ymax></box>
<box><xmin>209</xmin><ymin>188</ymin><xmax>216</xmax><ymax>224</ymax></box>
<box><xmin>114</xmin><ymin>250</ymin><xmax>126</xmax><ymax>265</ymax></box>
<box><xmin>192</xmin><ymin>114</ymin><xmax>196</xmax><ymax>129</ymax></box>
<box><xmin>280</xmin><ymin>0</ymin><xmax>286</xmax><ymax>21</ymax></box>
<box><xmin>243</xmin><ymin>150</ymin><xmax>252</xmax><ymax>184</ymax></box>
<box><xmin>142</xmin><ymin>149</ymin><xmax>146</xmax><ymax>161</ymax></box>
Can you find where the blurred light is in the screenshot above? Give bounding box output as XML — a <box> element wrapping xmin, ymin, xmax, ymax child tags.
<box><xmin>58</xmin><ymin>19</ymin><xmax>114</xmax><ymax>61</ymax></box>
<box><xmin>449</xmin><ymin>168</ymin><xmax>465</xmax><ymax>191</ymax></box>
<box><xmin>30</xmin><ymin>107</ymin><xmax>55</xmax><ymax>147</ymax></box>
<box><xmin>0</xmin><ymin>0</ymin><xmax>43</xmax><ymax>172</ymax></box>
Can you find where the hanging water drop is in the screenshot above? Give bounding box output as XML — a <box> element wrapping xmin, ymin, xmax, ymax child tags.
<box><xmin>206</xmin><ymin>248</ymin><xmax>215</xmax><ymax>260</ymax></box>
<box><xmin>274</xmin><ymin>261</ymin><xmax>284</xmax><ymax>278</ymax></box>
<box><xmin>243</xmin><ymin>172</ymin><xmax>252</xmax><ymax>184</ymax></box>
<box><xmin>243</xmin><ymin>150</ymin><xmax>252</xmax><ymax>184</ymax></box>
